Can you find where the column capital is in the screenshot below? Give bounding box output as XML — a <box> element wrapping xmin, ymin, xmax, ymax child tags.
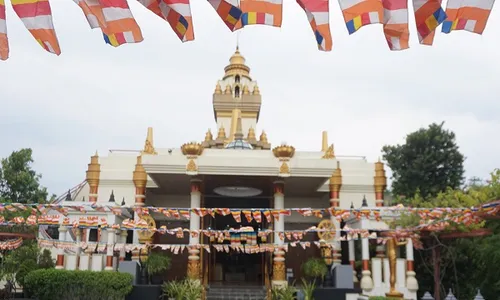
<box><xmin>273</xmin><ymin>180</ymin><xmax>285</xmax><ymax>195</ymax></box>
<box><xmin>190</xmin><ymin>178</ymin><xmax>202</xmax><ymax>193</ymax></box>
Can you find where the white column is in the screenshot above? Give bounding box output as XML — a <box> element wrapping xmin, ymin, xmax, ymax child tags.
<box><xmin>189</xmin><ymin>180</ymin><xmax>201</xmax><ymax>245</ymax></box>
<box><xmin>187</xmin><ymin>179</ymin><xmax>201</xmax><ymax>280</ymax></box>
<box><xmin>119</xmin><ymin>230</ymin><xmax>128</xmax><ymax>262</ymax></box>
<box><xmin>75</xmin><ymin>229</ymin><xmax>82</xmax><ymax>270</ymax></box>
<box><xmin>105</xmin><ymin>229</ymin><xmax>115</xmax><ymax>271</ymax></box>
<box><xmin>406</xmin><ymin>238</ymin><xmax>418</xmax><ymax>292</ymax></box>
<box><xmin>360</xmin><ymin>237</ymin><xmax>373</xmax><ymax>291</ymax></box>
<box><xmin>348</xmin><ymin>239</ymin><xmax>358</xmax><ymax>282</ymax></box>
<box><xmin>56</xmin><ymin>226</ymin><xmax>68</xmax><ymax>269</ymax></box>
<box><xmin>272</xmin><ymin>181</ymin><xmax>287</xmax><ymax>287</ymax></box>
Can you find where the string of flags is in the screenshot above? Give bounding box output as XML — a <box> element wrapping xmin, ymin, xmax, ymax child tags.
<box><xmin>0</xmin><ymin>0</ymin><xmax>496</xmax><ymax>60</ymax></box>
<box><xmin>0</xmin><ymin>237</ymin><xmax>23</xmax><ymax>250</ymax></box>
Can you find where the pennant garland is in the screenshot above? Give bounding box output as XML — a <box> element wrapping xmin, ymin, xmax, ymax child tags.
<box><xmin>441</xmin><ymin>0</ymin><xmax>495</xmax><ymax>34</ymax></box>
<box><xmin>297</xmin><ymin>0</ymin><xmax>333</xmax><ymax>51</ymax></box>
<box><xmin>0</xmin><ymin>237</ymin><xmax>23</xmax><ymax>250</ymax></box>
<box><xmin>207</xmin><ymin>0</ymin><xmax>242</xmax><ymax>31</ymax></box>
<box><xmin>0</xmin><ymin>0</ymin><xmax>7</xmax><ymax>60</ymax></box>
<box><xmin>234</xmin><ymin>0</ymin><xmax>283</xmax><ymax>29</ymax></box>
<box><xmin>382</xmin><ymin>0</ymin><xmax>410</xmax><ymax>50</ymax></box>
<box><xmin>338</xmin><ymin>0</ymin><xmax>384</xmax><ymax>34</ymax></box>
<box><xmin>412</xmin><ymin>0</ymin><xmax>447</xmax><ymax>45</ymax></box>
<box><xmin>10</xmin><ymin>0</ymin><xmax>61</xmax><ymax>55</ymax></box>
<box><xmin>138</xmin><ymin>0</ymin><xmax>194</xmax><ymax>42</ymax></box>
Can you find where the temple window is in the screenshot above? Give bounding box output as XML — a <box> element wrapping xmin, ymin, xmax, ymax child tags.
<box><xmin>235</xmin><ymin>75</ymin><xmax>240</xmax><ymax>83</ymax></box>
<box><xmin>235</xmin><ymin>86</ymin><xmax>240</xmax><ymax>98</ymax></box>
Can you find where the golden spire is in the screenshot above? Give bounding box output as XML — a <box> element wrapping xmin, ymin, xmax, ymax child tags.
<box><xmin>248</xmin><ymin>127</ymin><xmax>256</xmax><ymax>140</ymax></box>
<box><xmin>224</xmin><ymin>85</ymin><xmax>231</xmax><ymax>94</ymax></box>
<box><xmin>234</xmin><ymin>113</ymin><xmax>244</xmax><ymax>140</ymax></box>
<box><xmin>322</xmin><ymin>131</ymin><xmax>328</xmax><ymax>152</ymax></box>
<box><xmin>205</xmin><ymin>129</ymin><xmax>213</xmax><ymax>142</ymax></box>
<box><xmin>242</xmin><ymin>85</ymin><xmax>250</xmax><ymax>95</ymax></box>
<box><xmin>142</xmin><ymin>127</ymin><xmax>157</xmax><ymax>155</ymax></box>
<box><xmin>374</xmin><ymin>159</ymin><xmax>387</xmax><ymax>186</ymax></box>
<box><xmin>215</xmin><ymin>83</ymin><xmax>222</xmax><ymax>94</ymax></box>
<box><xmin>259</xmin><ymin>130</ymin><xmax>268</xmax><ymax>143</ymax></box>
<box><xmin>86</xmin><ymin>152</ymin><xmax>101</xmax><ymax>184</ymax></box>
<box><xmin>224</xmin><ymin>47</ymin><xmax>250</xmax><ymax>78</ymax></box>
<box><xmin>330</xmin><ymin>161</ymin><xmax>342</xmax><ymax>186</ymax></box>
<box><xmin>217</xmin><ymin>125</ymin><xmax>226</xmax><ymax>139</ymax></box>
<box><xmin>253</xmin><ymin>84</ymin><xmax>260</xmax><ymax>95</ymax></box>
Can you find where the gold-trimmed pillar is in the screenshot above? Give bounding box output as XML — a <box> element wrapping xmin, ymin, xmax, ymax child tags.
<box><xmin>105</xmin><ymin>229</ymin><xmax>115</xmax><ymax>271</ymax></box>
<box><xmin>329</xmin><ymin>161</ymin><xmax>342</xmax><ymax>208</ymax></box>
<box><xmin>374</xmin><ymin>159</ymin><xmax>387</xmax><ymax>207</ymax></box>
<box><xmin>405</xmin><ymin>239</ymin><xmax>418</xmax><ymax>292</ymax></box>
<box><xmin>187</xmin><ymin>179</ymin><xmax>202</xmax><ymax>281</ymax></box>
<box><xmin>86</xmin><ymin>152</ymin><xmax>100</xmax><ymax>203</ymax></box>
<box><xmin>75</xmin><ymin>229</ymin><xmax>82</xmax><ymax>269</ymax></box>
<box><xmin>272</xmin><ymin>181</ymin><xmax>287</xmax><ymax>287</ymax></box>
<box><xmin>56</xmin><ymin>226</ymin><xmax>68</xmax><ymax>269</ymax></box>
<box><xmin>133</xmin><ymin>156</ymin><xmax>147</xmax><ymax>206</ymax></box>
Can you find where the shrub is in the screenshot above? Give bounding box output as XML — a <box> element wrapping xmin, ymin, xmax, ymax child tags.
<box><xmin>24</xmin><ymin>269</ymin><xmax>133</xmax><ymax>300</ymax></box>
<box><xmin>301</xmin><ymin>258</ymin><xmax>328</xmax><ymax>280</ymax></box>
<box><xmin>144</xmin><ymin>252</ymin><xmax>172</xmax><ymax>276</ymax></box>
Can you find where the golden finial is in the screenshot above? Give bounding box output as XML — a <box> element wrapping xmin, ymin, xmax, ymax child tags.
<box><xmin>224</xmin><ymin>85</ymin><xmax>231</xmax><ymax>94</ymax></box>
<box><xmin>86</xmin><ymin>152</ymin><xmax>101</xmax><ymax>183</ymax></box>
<box><xmin>224</xmin><ymin>47</ymin><xmax>250</xmax><ymax>78</ymax></box>
<box><xmin>259</xmin><ymin>130</ymin><xmax>268</xmax><ymax>143</ymax></box>
<box><xmin>322</xmin><ymin>131</ymin><xmax>328</xmax><ymax>152</ymax></box>
<box><xmin>253</xmin><ymin>84</ymin><xmax>260</xmax><ymax>95</ymax></box>
<box><xmin>205</xmin><ymin>129</ymin><xmax>213</xmax><ymax>142</ymax></box>
<box><xmin>215</xmin><ymin>83</ymin><xmax>222</xmax><ymax>94</ymax></box>
<box><xmin>330</xmin><ymin>161</ymin><xmax>342</xmax><ymax>186</ymax></box>
<box><xmin>181</xmin><ymin>142</ymin><xmax>204</xmax><ymax>156</ymax></box>
<box><xmin>248</xmin><ymin>127</ymin><xmax>256</xmax><ymax>140</ymax></box>
<box><xmin>142</xmin><ymin>127</ymin><xmax>157</xmax><ymax>155</ymax></box>
<box><xmin>322</xmin><ymin>144</ymin><xmax>335</xmax><ymax>159</ymax></box>
<box><xmin>234</xmin><ymin>114</ymin><xmax>244</xmax><ymax>140</ymax></box>
<box><xmin>374</xmin><ymin>159</ymin><xmax>387</xmax><ymax>191</ymax></box>
<box><xmin>243</xmin><ymin>85</ymin><xmax>250</xmax><ymax>95</ymax></box>
<box><xmin>217</xmin><ymin>126</ymin><xmax>226</xmax><ymax>139</ymax></box>
<box><xmin>133</xmin><ymin>155</ymin><xmax>147</xmax><ymax>187</ymax></box>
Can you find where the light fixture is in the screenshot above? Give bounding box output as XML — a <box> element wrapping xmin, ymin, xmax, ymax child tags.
<box><xmin>213</xmin><ymin>186</ymin><xmax>262</xmax><ymax>197</ymax></box>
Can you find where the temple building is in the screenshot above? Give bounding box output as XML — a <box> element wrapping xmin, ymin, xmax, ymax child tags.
<box><xmin>43</xmin><ymin>48</ymin><xmax>418</xmax><ymax>299</ymax></box>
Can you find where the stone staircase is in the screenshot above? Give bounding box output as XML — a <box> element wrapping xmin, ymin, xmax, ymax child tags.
<box><xmin>206</xmin><ymin>285</ymin><xmax>267</xmax><ymax>300</ymax></box>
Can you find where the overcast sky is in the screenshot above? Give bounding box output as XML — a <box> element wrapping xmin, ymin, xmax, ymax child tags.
<box><xmin>1</xmin><ymin>0</ymin><xmax>499</xmax><ymax>196</ymax></box>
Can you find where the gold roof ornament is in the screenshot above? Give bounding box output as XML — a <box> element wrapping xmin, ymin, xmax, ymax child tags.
<box><xmin>253</xmin><ymin>84</ymin><xmax>260</xmax><ymax>95</ymax></box>
<box><xmin>224</xmin><ymin>85</ymin><xmax>231</xmax><ymax>94</ymax></box>
<box><xmin>133</xmin><ymin>155</ymin><xmax>147</xmax><ymax>187</ymax></box>
<box><xmin>259</xmin><ymin>130</ymin><xmax>268</xmax><ymax>143</ymax></box>
<box><xmin>272</xmin><ymin>144</ymin><xmax>295</xmax><ymax>159</ymax></box>
<box><xmin>374</xmin><ymin>158</ymin><xmax>387</xmax><ymax>190</ymax></box>
<box><xmin>217</xmin><ymin>126</ymin><xmax>226</xmax><ymax>139</ymax></box>
<box><xmin>205</xmin><ymin>129</ymin><xmax>213</xmax><ymax>142</ymax></box>
<box><xmin>322</xmin><ymin>144</ymin><xmax>335</xmax><ymax>159</ymax></box>
<box><xmin>243</xmin><ymin>85</ymin><xmax>250</xmax><ymax>95</ymax></box>
<box><xmin>224</xmin><ymin>46</ymin><xmax>250</xmax><ymax>78</ymax></box>
<box><xmin>330</xmin><ymin>161</ymin><xmax>342</xmax><ymax>187</ymax></box>
<box><xmin>248</xmin><ymin>127</ymin><xmax>256</xmax><ymax>140</ymax></box>
<box><xmin>142</xmin><ymin>127</ymin><xmax>157</xmax><ymax>155</ymax></box>
<box><xmin>86</xmin><ymin>151</ymin><xmax>101</xmax><ymax>185</ymax></box>
<box><xmin>215</xmin><ymin>83</ymin><xmax>222</xmax><ymax>94</ymax></box>
<box><xmin>181</xmin><ymin>142</ymin><xmax>204</xmax><ymax>157</ymax></box>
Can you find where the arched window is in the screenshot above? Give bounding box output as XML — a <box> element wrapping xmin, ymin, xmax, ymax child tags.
<box><xmin>235</xmin><ymin>75</ymin><xmax>240</xmax><ymax>83</ymax></box>
<box><xmin>235</xmin><ymin>86</ymin><xmax>240</xmax><ymax>98</ymax></box>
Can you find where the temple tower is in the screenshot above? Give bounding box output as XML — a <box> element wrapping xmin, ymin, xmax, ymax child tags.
<box><xmin>212</xmin><ymin>47</ymin><xmax>263</xmax><ymax>144</ymax></box>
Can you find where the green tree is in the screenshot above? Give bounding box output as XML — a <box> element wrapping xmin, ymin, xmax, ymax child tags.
<box><xmin>0</xmin><ymin>148</ymin><xmax>49</xmax><ymax>204</ymax></box>
<box><xmin>382</xmin><ymin>122</ymin><xmax>465</xmax><ymax>201</ymax></box>
<box><xmin>397</xmin><ymin>169</ymin><xmax>500</xmax><ymax>299</ymax></box>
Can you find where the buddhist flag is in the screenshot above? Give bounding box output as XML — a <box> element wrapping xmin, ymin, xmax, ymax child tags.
<box><xmin>0</xmin><ymin>0</ymin><xmax>7</xmax><ymax>60</ymax></box>
<box><xmin>11</xmin><ymin>0</ymin><xmax>61</xmax><ymax>55</ymax></box>
<box><xmin>382</xmin><ymin>0</ymin><xmax>409</xmax><ymax>50</ymax></box>
<box><xmin>234</xmin><ymin>0</ymin><xmax>283</xmax><ymax>29</ymax></box>
<box><xmin>413</xmin><ymin>0</ymin><xmax>446</xmax><ymax>45</ymax></box>
<box><xmin>297</xmin><ymin>0</ymin><xmax>332</xmax><ymax>51</ymax></box>
<box><xmin>338</xmin><ymin>0</ymin><xmax>383</xmax><ymax>34</ymax></box>
<box><xmin>441</xmin><ymin>0</ymin><xmax>495</xmax><ymax>34</ymax></box>
<box><xmin>207</xmin><ymin>0</ymin><xmax>242</xmax><ymax>31</ymax></box>
<box><xmin>137</xmin><ymin>0</ymin><xmax>194</xmax><ymax>42</ymax></box>
<box><xmin>73</xmin><ymin>0</ymin><xmax>143</xmax><ymax>46</ymax></box>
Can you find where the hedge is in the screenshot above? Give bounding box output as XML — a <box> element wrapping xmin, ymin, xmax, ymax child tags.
<box><xmin>24</xmin><ymin>269</ymin><xmax>133</xmax><ymax>300</ymax></box>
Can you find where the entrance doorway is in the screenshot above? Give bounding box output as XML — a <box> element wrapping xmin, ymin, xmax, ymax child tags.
<box><xmin>204</xmin><ymin>197</ymin><xmax>271</xmax><ymax>286</ymax></box>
